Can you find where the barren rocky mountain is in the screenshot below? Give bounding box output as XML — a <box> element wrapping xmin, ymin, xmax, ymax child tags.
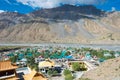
<box><xmin>82</xmin><ymin>57</ymin><xmax>120</xmax><ymax>80</ymax></box>
<box><xmin>0</xmin><ymin>5</ymin><xmax>120</xmax><ymax>44</ymax></box>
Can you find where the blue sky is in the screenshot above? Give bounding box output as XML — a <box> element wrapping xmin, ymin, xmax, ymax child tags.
<box><xmin>0</xmin><ymin>0</ymin><xmax>120</xmax><ymax>14</ymax></box>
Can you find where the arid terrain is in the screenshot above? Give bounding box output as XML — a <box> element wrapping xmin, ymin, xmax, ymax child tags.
<box><xmin>0</xmin><ymin>5</ymin><xmax>120</xmax><ymax>44</ymax></box>
<box><xmin>82</xmin><ymin>57</ymin><xmax>120</xmax><ymax>80</ymax></box>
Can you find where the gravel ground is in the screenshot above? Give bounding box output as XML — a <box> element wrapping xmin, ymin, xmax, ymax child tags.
<box><xmin>82</xmin><ymin>57</ymin><xmax>120</xmax><ymax>80</ymax></box>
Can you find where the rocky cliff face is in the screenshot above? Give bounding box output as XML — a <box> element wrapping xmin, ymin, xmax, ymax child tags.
<box><xmin>0</xmin><ymin>5</ymin><xmax>120</xmax><ymax>44</ymax></box>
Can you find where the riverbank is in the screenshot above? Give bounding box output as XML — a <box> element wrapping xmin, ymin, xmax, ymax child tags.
<box><xmin>0</xmin><ymin>43</ymin><xmax>120</xmax><ymax>51</ymax></box>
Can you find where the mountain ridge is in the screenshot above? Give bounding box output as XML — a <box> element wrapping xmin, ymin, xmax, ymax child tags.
<box><xmin>30</xmin><ymin>5</ymin><xmax>105</xmax><ymax>19</ymax></box>
<box><xmin>0</xmin><ymin>5</ymin><xmax>120</xmax><ymax>44</ymax></box>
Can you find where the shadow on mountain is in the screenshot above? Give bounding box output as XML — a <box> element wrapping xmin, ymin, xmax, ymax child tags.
<box><xmin>30</xmin><ymin>5</ymin><xmax>105</xmax><ymax>20</ymax></box>
<box><xmin>0</xmin><ymin>5</ymin><xmax>105</xmax><ymax>29</ymax></box>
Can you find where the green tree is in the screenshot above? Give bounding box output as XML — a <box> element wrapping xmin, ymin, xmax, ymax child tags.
<box><xmin>47</xmin><ymin>70</ymin><xmax>53</xmax><ymax>76</ymax></box>
<box><xmin>64</xmin><ymin>69</ymin><xmax>74</xmax><ymax>80</ymax></box>
<box><xmin>10</xmin><ymin>55</ymin><xmax>18</xmax><ymax>63</ymax></box>
<box><xmin>72</xmin><ymin>62</ymin><xmax>87</xmax><ymax>71</ymax></box>
<box><xmin>53</xmin><ymin>70</ymin><xmax>58</xmax><ymax>76</ymax></box>
<box><xmin>80</xmin><ymin>63</ymin><xmax>87</xmax><ymax>71</ymax></box>
<box><xmin>65</xmin><ymin>74</ymin><xmax>74</xmax><ymax>80</ymax></box>
<box><xmin>72</xmin><ymin>62</ymin><xmax>80</xmax><ymax>71</ymax></box>
<box><xmin>26</xmin><ymin>56</ymin><xmax>38</xmax><ymax>71</ymax></box>
<box><xmin>65</xmin><ymin>51</ymin><xmax>71</xmax><ymax>56</ymax></box>
<box><xmin>63</xmin><ymin>69</ymin><xmax>71</xmax><ymax>76</ymax></box>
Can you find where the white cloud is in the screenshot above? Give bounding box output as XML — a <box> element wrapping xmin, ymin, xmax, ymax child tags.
<box><xmin>111</xmin><ymin>7</ymin><xmax>116</xmax><ymax>11</ymax></box>
<box><xmin>14</xmin><ymin>10</ymin><xmax>18</xmax><ymax>12</ymax></box>
<box><xmin>0</xmin><ymin>10</ymin><xmax>5</xmax><ymax>13</ymax></box>
<box><xmin>16</xmin><ymin>0</ymin><xmax>105</xmax><ymax>8</ymax></box>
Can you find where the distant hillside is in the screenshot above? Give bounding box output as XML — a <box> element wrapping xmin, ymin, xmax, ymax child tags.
<box><xmin>30</xmin><ymin>5</ymin><xmax>105</xmax><ymax>20</ymax></box>
<box><xmin>0</xmin><ymin>5</ymin><xmax>120</xmax><ymax>44</ymax></box>
<box><xmin>82</xmin><ymin>57</ymin><xmax>120</xmax><ymax>80</ymax></box>
<box><xmin>0</xmin><ymin>12</ymin><xmax>29</xmax><ymax>29</ymax></box>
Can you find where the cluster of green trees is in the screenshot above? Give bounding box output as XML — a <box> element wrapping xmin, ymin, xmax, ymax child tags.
<box><xmin>72</xmin><ymin>62</ymin><xmax>87</xmax><ymax>71</ymax></box>
<box><xmin>26</xmin><ymin>56</ymin><xmax>39</xmax><ymax>71</ymax></box>
<box><xmin>10</xmin><ymin>55</ymin><xmax>18</xmax><ymax>63</ymax></box>
<box><xmin>8</xmin><ymin>47</ymin><xmax>119</xmax><ymax>72</ymax></box>
<box><xmin>63</xmin><ymin>69</ymin><xmax>74</xmax><ymax>80</ymax></box>
<box><xmin>9</xmin><ymin>48</ymin><xmax>40</xmax><ymax>70</ymax></box>
<box><xmin>0</xmin><ymin>46</ymin><xmax>24</xmax><ymax>52</ymax></box>
<box><xmin>9</xmin><ymin>47</ymin><xmax>118</xmax><ymax>64</ymax></box>
<box><xmin>77</xmin><ymin>47</ymin><xmax>117</xmax><ymax>60</ymax></box>
<box><xmin>89</xmin><ymin>49</ymin><xmax>116</xmax><ymax>60</ymax></box>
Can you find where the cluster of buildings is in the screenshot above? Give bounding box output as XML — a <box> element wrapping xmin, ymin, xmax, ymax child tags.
<box><xmin>0</xmin><ymin>46</ymin><xmax>120</xmax><ymax>80</ymax></box>
<box><xmin>0</xmin><ymin>60</ymin><xmax>47</xmax><ymax>80</ymax></box>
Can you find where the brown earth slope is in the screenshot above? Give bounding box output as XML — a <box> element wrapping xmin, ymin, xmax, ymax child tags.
<box><xmin>82</xmin><ymin>57</ymin><xmax>120</xmax><ymax>80</ymax></box>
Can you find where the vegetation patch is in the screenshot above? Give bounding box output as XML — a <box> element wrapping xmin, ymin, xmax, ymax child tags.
<box><xmin>72</xmin><ymin>62</ymin><xmax>87</xmax><ymax>71</ymax></box>
<box><xmin>0</xmin><ymin>46</ymin><xmax>25</xmax><ymax>52</ymax></box>
<box><xmin>63</xmin><ymin>69</ymin><xmax>74</xmax><ymax>80</ymax></box>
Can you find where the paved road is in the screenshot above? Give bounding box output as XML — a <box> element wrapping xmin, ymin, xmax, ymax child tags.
<box><xmin>84</xmin><ymin>61</ymin><xmax>97</xmax><ymax>71</ymax></box>
<box><xmin>74</xmin><ymin>71</ymin><xmax>84</xmax><ymax>79</ymax></box>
